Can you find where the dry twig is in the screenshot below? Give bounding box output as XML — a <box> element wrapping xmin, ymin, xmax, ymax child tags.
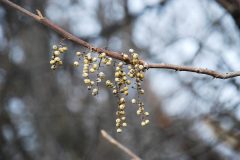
<box><xmin>101</xmin><ymin>130</ymin><xmax>141</xmax><ymax>160</ymax></box>
<box><xmin>1</xmin><ymin>0</ymin><xmax>240</xmax><ymax>79</ymax></box>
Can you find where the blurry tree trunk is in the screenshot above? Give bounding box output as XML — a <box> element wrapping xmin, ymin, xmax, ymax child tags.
<box><xmin>217</xmin><ymin>0</ymin><xmax>240</xmax><ymax>28</ymax></box>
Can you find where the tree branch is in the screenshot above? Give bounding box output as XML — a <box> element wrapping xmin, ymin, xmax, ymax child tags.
<box><xmin>2</xmin><ymin>0</ymin><xmax>240</xmax><ymax>79</ymax></box>
<box><xmin>101</xmin><ymin>130</ymin><xmax>141</xmax><ymax>160</ymax></box>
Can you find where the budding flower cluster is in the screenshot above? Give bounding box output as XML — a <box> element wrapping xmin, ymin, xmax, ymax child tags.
<box><xmin>115</xmin><ymin>62</ymin><xmax>131</xmax><ymax>96</ymax></box>
<box><xmin>128</xmin><ymin>49</ymin><xmax>150</xmax><ymax>127</ymax></box>
<box><xmin>82</xmin><ymin>53</ymin><xmax>100</xmax><ymax>92</ymax></box>
<box><xmin>73</xmin><ymin>51</ymin><xmax>107</xmax><ymax>97</ymax></box>
<box><xmin>50</xmin><ymin>44</ymin><xmax>67</xmax><ymax>70</ymax></box>
<box><xmin>49</xmin><ymin>44</ymin><xmax>150</xmax><ymax>133</ymax></box>
<box><xmin>116</xmin><ymin>97</ymin><xmax>127</xmax><ymax>133</ymax></box>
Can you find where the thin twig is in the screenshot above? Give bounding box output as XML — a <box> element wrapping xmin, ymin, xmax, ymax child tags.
<box><xmin>1</xmin><ymin>0</ymin><xmax>240</xmax><ymax>79</ymax></box>
<box><xmin>101</xmin><ymin>130</ymin><xmax>141</xmax><ymax>160</ymax></box>
<box><xmin>148</xmin><ymin>63</ymin><xmax>240</xmax><ymax>79</ymax></box>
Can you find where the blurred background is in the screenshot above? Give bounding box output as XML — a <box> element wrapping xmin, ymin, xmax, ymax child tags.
<box><xmin>1</xmin><ymin>0</ymin><xmax>240</xmax><ymax>159</ymax></box>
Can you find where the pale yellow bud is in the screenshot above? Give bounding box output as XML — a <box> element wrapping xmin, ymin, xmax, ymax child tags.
<box><xmin>92</xmin><ymin>64</ymin><xmax>98</xmax><ymax>69</ymax></box>
<box><xmin>139</xmin><ymin>65</ymin><xmax>144</xmax><ymax>70</ymax></box>
<box><xmin>99</xmin><ymin>52</ymin><xmax>106</xmax><ymax>58</ymax></box>
<box><xmin>76</xmin><ymin>51</ymin><xmax>81</xmax><ymax>56</ymax></box>
<box><xmin>54</xmin><ymin>50</ymin><xmax>60</xmax><ymax>56</ymax></box>
<box><xmin>82</xmin><ymin>73</ymin><xmax>88</xmax><ymax>77</ymax></box>
<box><xmin>120</xmin><ymin>98</ymin><xmax>125</xmax><ymax>103</ymax></box>
<box><xmin>98</xmin><ymin>72</ymin><xmax>105</xmax><ymax>79</ymax></box>
<box><xmin>144</xmin><ymin>112</ymin><xmax>149</xmax><ymax>116</ymax></box>
<box><xmin>84</xmin><ymin>79</ymin><xmax>91</xmax><ymax>84</ymax></box>
<box><xmin>123</xmin><ymin>54</ymin><xmax>128</xmax><ymax>60</ymax></box>
<box><xmin>119</xmin><ymin>104</ymin><xmax>125</xmax><ymax>110</ymax></box>
<box><xmin>140</xmin><ymin>73</ymin><xmax>144</xmax><ymax>79</ymax></box>
<box><xmin>119</xmin><ymin>111</ymin><xmax>125</xmax><ymax>115</ymax></box>
<box><xmin>51</xmin><ymin>65</ymin><xmax>56</xmax><ymax>70</ymax></box>
<box><xmin>145</xmin><ymin>119</ymin><xmax>150</xmax><ymax>124</ymax></box>
<box><xmin>129</xmin><ymin>48</ymin><xmax>134</xmax><ymax>53</ymax></box>
<box><xmin>54</xmin><ymin>57</ymin><xmax>60</xmax><ymax>62</ymax></box>
<box><xmin>113</xmin><ymin>89</ymin><xmax>117</xmax><ymax>94</ymax></box>
<box><xmin>121</xmin><ymin>117</ymin><xmax>126</xmax><ymax>121</ymax></box>
<box><xmin>62</xmin><ymin>46</ymin><xmax>68</xmax><ymax>51</ymax></box>
<box><xmin>50</xmin><ymin>60</ymin><xmax>55</xmax><ymax>65</ymax></box>
<box><xmin>92</xmin><ymin>57</ymin><xmax>97</xmax><ymax>62</ymax></box>
<box><xmin>52</xmin><ymin>45</ymin><xmax>58</xmax><ymax>50</ymax></box>
<box><xmin>90</xmin><ymin>68</ymin><xmax>95</xmax><ymax>73</ymax></box>
<box><xmin>106</xmin><ymin>80</ymin><xmax>111</xmax><ymax>86</ymax></box>
<box><xmin>126</xmin><ymin>80</ymin><xmax>131</xmax><ymax>85</ymax></box>
<box><xmin>106</xmin><ymin>61</ymin><xmax>112</xmax><ymax>65</ymax></box>
<box><xmin>141</xmin><ymin>121</ymin><xmax>146</xmax><ymax>126</ymax></box>
<box><xmin>131</xmin><ymin>99</ymin><xmax>136</xmax><ymax>104</ymax></box>
<box><xmin>137</xmin><ymin>110</ymin><xmax>141</xmax><ymax>115</ymax></box>
<box><xmin>122</xmin><ymin>123</ymin><xmax>127</xmax><ymax>127</ymax></box>
<box><xmin>129</xmin><ymin>74</ymin><xmax>134</xmax><ymax>78</ymax></box>
<box><xmin>116</xmin><ymin>67</ymin><xmax>121</xmax><ymax>71</ymax></box>
<box><xmin>84</xmin><ymin>59</ymin><xmax>89</xmax><ymax>64</ymax></box>
<box><xmin>133</xmin><ymin>53</ymin><xmax>138</xmax><ymax>59</ymax></box>
<box><xmin>118</xmin><ymin>62</ymin><xmax>123</xmax><ymax>67</ymax></box>
<box><xmin>59</xmin><ymin>47</ymin><xmax>64</xmax><ymax>53</ymax></box>
<box><xmin>115</xmin><ymin>72</ymin><xmax>120</xmax><ymax>77</ymax></box>
<box><xmin>92</xmin><ymin>88</ymin><xmax>98</xmax><ymax>96</ymax></box>
<box><xmin>116</xmin><ymin>118</ymin><xmax>121</xmax><ymax>123</ymax></box>
<box><xmin>73</xmin><ymin>61</ymin><xmax>79</xmax><ymax>67</ymax></box>
<box><xmin>117</xmin><ymin>128</ymin><xmax>122</xmax><ymax>133</ymax></box>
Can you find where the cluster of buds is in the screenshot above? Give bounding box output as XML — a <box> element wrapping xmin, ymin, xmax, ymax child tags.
<box><xmin>50</xmin><ymin>44</ymin><xmax>67</xmax><ymax>70</ymax></box>
<box><xmin>116</xmin><ymin>97</ymin><xmax>127</xmax><ymax>133</ymax></box>
<box><xmin>132</xmin><ymin>99</ymin><xmax>150</xmax><ymax>126</ymax></box>
<box><xmin>72</xmin><ymin>51</ymin><xmax>83</xmax><ymax>67</ymax></box>
<box><xmin>100</xmin><ymin>52</ymin><xmax>112</xmax><ymax>66</ymax></box>
<box><xmin>49</xmin><ymin>44</ymin><xmax>150</xmax><ymax>132</ymax></box>
<box><xmin>106</xmin><ymin>80</ymin><xmax>114</xmax><ymax>88</ymax></box>
<box><xmin>81</xmin><ymin>53</ymin><xmax>101</xmax><ymax>94</ymax></box>
<box><xmin>128</xmin><ymin>49</ymin><xmax>150</xmax><ymax>127</ymax></box>
<box><xmin>115</xmin><ymin>62</ymin><xmax>131</xmax><ymax>96</ymax></box>
<box><xmin>73</xmin><ymin>51</ymin><xmax>107</xmax><ymax>97</ymax></box>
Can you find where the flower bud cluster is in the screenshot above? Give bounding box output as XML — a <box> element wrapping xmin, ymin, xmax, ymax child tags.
<box><xmin>115</xmin><ymin>62</ymin><xmax>131</xmax><ymax>96</ymax></box>
<box><xmin>128</xmin><ymin>49</ymin><xmax>150</xmax><ymax>127</ymax></box>
<box><xmin>116</xmin><ymin>97</ymin><xmax>127</xmax><ymax>133</ymax></box>
<box><xmin>50</xmin><ymin>44</ymin><xmax>67</xmax><ymax>70</ymax></box>
<box><xmin>49</xmin><ymin>45</ymin><xmax>150</xmax><ymax>132</ymax></box>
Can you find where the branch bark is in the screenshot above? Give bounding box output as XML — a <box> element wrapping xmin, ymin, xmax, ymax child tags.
<box><xmin>101</xmin><ymin>130</ymin><xmax>141</xmax><ymax>160</ymax></box>
<box><xmin>2</xmin><ymin>0</ymin><xmax>240</xmax><ymax>79</ymax></box>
